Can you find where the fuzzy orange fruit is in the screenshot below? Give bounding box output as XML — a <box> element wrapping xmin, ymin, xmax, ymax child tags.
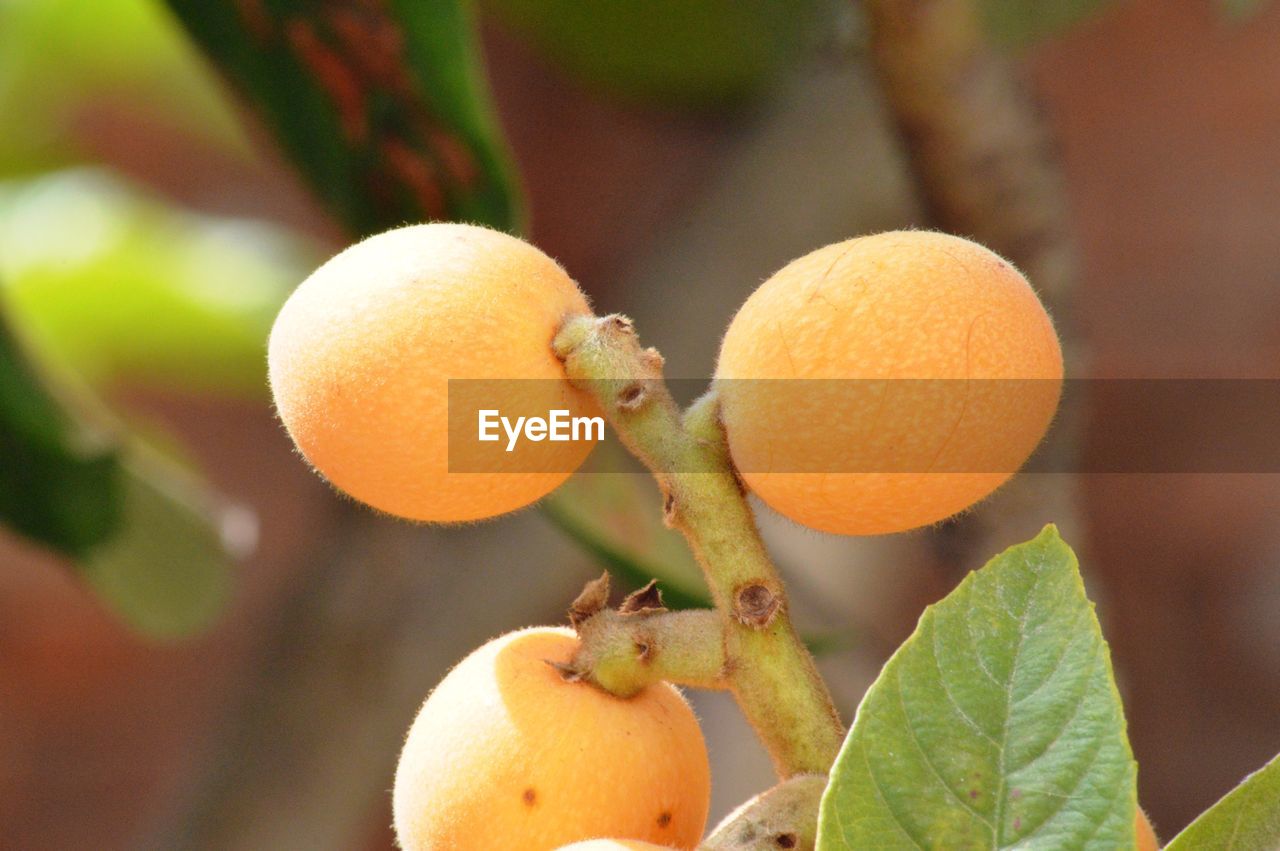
<box><xmin>393</xmin><ymin>627</ymin><xmax>710</xmax><ymax>850</ymax></box>
<box><xmin>715</xmin><ymin>230</ymin><xmax>1062</xmax><ymax>535</ymax></box>
<box><xmin>555</xmin><ymin>842</ymin><xmax>677</xmax><ymax>850</ymax></box>
<box><xmin>268</xmin><ymin>223</ymin><xmax>598</xmax><ymax>523</ymax></box>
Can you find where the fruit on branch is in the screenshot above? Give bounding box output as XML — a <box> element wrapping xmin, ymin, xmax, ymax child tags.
<box><xmin>393</xmin><ymin>627</ymin><xmax>710</xmax><ymax>850</ymax></box>
<box><xmin>268</xmin><ymin>223</ymin><xmax>597</xmax><ymax>523</ymax></box>
<box><xmin>1137</xmin><ymin>807</ymin><xmax>1159</xmax><ymax>851</ymax></box>
<box><xmin>715</xmin><ymin>230</ymin><xmax>1062</xmax><ymax>535</ymax></box>
<box><xmin>555</xmin><ymin>841</ymin><xmax>677</xmax><ymax>850</ymax></box>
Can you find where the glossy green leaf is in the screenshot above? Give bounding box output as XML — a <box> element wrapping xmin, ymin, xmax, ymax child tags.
<box><xmin>979</xmin><ymin>0</ymin><xmax>1116</xmax><ymax>48</ymax></box>
<box><xmin>0</xmin><ymin>169</ymin><xmax>315</xmax><ymax>397</ymax></box>
<box><xmin>163</xmin><ymin>0</ymin><xmax>522</xmax><ymax>234</ymax></box>
<box><xmin>482</xmin><ymin>0</ymin><xmax>823</xmax><ymax>107</ymax></box>
<box><xmin>817</xmin><ymin>525</ymin><xmax>1137</xmax><ymax>850</ymax></box>
<box><xmin>1166</xmin><ymin>752</ymin><xmax>1280</xmax><ymax>850</ymax></box>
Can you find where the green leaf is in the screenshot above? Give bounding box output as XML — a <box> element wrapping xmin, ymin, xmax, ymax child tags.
<box><xmin>979</xmin><ymin>0</ymin><xmax>1117</xmax><ymax>48</ymax></box>
<box><xmin>0</xmin><ymin>305</ymin><xmax>122</xmax><ymax>555</ymax></box>
<box><xmin>1166</xmin><ymin>752</ymin><xmax>1280</xmax><ymax>850</ymax></box>
<box><xmin>817</xmin><ymin>525</ymin><xmax>1137</xmax><ymax>850</ymax></box>
<box><xmin>1</xmin><ymin>282</ymin><xmax>237</xmax><ymax>636</ymax></box>
<box><xmin>481</xmin><ymin>0</ymin><xmax>824</xmax><ymax>107</ymax></box>
<box><xmin>163</xmin><ymin>0</ymin><xmax>522</xmax><ymax>235</ymax></box>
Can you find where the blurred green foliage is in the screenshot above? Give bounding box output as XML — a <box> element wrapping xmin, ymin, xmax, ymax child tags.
<box><xmin>0</xmin><ymin>309</ymin><xmax>121</xmax><ymax>556</ymax></box>
<box><xmin>0</xmin><ymin>169</ymin><xmax>316</xmax><ymax>398</ymax></box>
<box><xmin>0</xmin><ymin>0</ymin><xmax>246</xmax><ymax>177</ymax></box>
<box><xmin>79</xmin><ymin>448</ymin><xmax>239</xmax><ymax>638</ymax></box>
<box><xmin>482</xmin><ymin>0</ymin><xmax>824</xmax><ymax>106</ymax></box>
<box><xmin>0</xmin><ymin>298</ymin><xmax>237</xmax><ymax>637</ymax></box>
<box><xmin>0</xmin><ymin>0</ymin><xmax>275</xmax><ymax>635</ymax></box>
<box><xmin>977</xmin><ymin>0</ymin><xmax>1116</xmax><ymax>48</ymax></box>
<box><xmin>164</xmin><ymin>0</ymin><xmax>522</xmax><ymax>235</ymax></box>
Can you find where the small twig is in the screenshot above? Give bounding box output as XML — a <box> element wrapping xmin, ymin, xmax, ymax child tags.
<box><xmin>569</xmin><ymin>605</ymin><xmax>728</xmax><ymax>696</ymax></box>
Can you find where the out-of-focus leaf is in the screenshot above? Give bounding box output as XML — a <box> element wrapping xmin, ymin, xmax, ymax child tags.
<box><xmin>80</xmin><ymin>447</ymin><xmax>246</xmax><ymax>638</ymax></box>
<box><xmin>482</xmin><ymin>0</ymin><xmax>823</xmax><ymax>107</ymax></box>
<box><xmin>0</xmin><ymin>0</ymin><xmax>246</xmax><ymax>176</ymax></box>
<box><xmin>1</xmin><ymin>284</ymin><xmax>243</xmax><ymax>637</ymax></box>
<box><xmin>817</xmin><ymin>526</ymin><xmax>1137</xmax><ymax>850</ymax></box>
<box><xmin>1218</xmin><ymin>0</ymin><xmax>1273</xmax><ymax>20</ymax></box>
<box><xmin>1166</xmin><ymin>751</ymin><xmax>1280</xmax><ymax>850</ymax></box>
<box><xmin>0</xmin><ymin>307</ymin><xmax>122</xmax><ymax>556</ymax></box>
<box><xmin>978</xmin><ymin>0</ymin><xmax>1116</xmax><ymax>48</ymax></box>
<box><xmin>801</xmin><ymin>628</ymin><xmax>860</xmax><ymax>658</ymax></box>
<box><xmin>164</xmin><ymin>0</ymin><xmax>522</xmax><ymax>234</ymax></box>
<box><xmin>0</xmin><ymin>169</ymin><xmax>316</xmax><ymax>397</ymax></box>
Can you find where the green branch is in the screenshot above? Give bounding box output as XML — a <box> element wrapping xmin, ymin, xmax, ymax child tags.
<box><xmin>553</xmin><ymin>314</ymin><xmax>844</xmax><ymax>778</ymax></box>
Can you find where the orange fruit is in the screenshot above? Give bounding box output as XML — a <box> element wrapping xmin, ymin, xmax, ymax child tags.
<box><xmin>715</xmin><ymin>230</ymin><xmax>1062</xmax><ymax>535</ymax></box>
<box><xmin>393</xmin><ymin>627</ymin><xmax>710</xmax><ymax>850</ymax></box>
<box><xmin>555</xmin><ymin>842</ymin><xmax>677</xmax><ymax>850</ymax></box>
<box><xmin>268</xmin><ymin>223</ymin><xmax>598</xmax><ymax>523</ymax></box>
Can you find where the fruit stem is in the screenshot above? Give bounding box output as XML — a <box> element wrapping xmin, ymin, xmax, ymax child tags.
<box><xmin>554</xmin><ymin>314</ymin><xmax>845</xmax><ymax>778</ymax></box>
<box><xmin>572</xmin><ymin>608</ymin><xmax>729</xmax><ymax>697</ymax></box>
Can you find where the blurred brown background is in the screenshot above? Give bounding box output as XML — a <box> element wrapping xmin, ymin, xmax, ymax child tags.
<box><xmin>2</xmin><ymin>0</ymin><xmax>1279</xmax><ymax>848</ymax></box>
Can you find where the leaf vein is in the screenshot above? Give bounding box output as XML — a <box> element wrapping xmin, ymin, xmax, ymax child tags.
<box><xmin>898</xmin><ymin>661</ymin><xmax>997</xmax><ymax>830</ymax></box>
<box><xmin>1010</xmin><ymin>611</ymin><xmax>1092</xmax><ymax>710</ymax></box>
<box><xmin>1008</xmin><ymin>709</ymin><xmax>1111</xmax><ymax>846</ymax></box>
<box><xmin>993</xmin><ymin>555</ymin><xmax>1048</xmax><ymax>847</ymax></box>
<box><xmin>932</xmin><ymin>614</ymin><xmax>1001</xmax><ymax>745</ymax></box>
<box><xmin>861</xmin><ymin>733</ymin><xmax>927</xmax><ymax>850</ymax></box>
<box><xmin>1007</xmin><ymin>644</ymin><xmax>1102</xmax><ymax>778</ymax></box>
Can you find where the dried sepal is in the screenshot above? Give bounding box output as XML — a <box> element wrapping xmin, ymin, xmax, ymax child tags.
<box><xmin>619</xmin><ymin>579</ymin><xmax>667</xmax><ymax>616</ymax></box>
<box><xmin>568</xmin><ymin>571</ymin><xmax>611</xmax><ymax>629</ymax></box>
<box><xmin>545</xmin><ymin>659</ymin><xmax>584</xmax><ymax>682</ymax></box>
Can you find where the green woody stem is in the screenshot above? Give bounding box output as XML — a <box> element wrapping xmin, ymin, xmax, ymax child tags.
<box><xmin>553</xmin><ymin>314</ymin><xmax>844</xmax><ymax>778</ymax></box>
